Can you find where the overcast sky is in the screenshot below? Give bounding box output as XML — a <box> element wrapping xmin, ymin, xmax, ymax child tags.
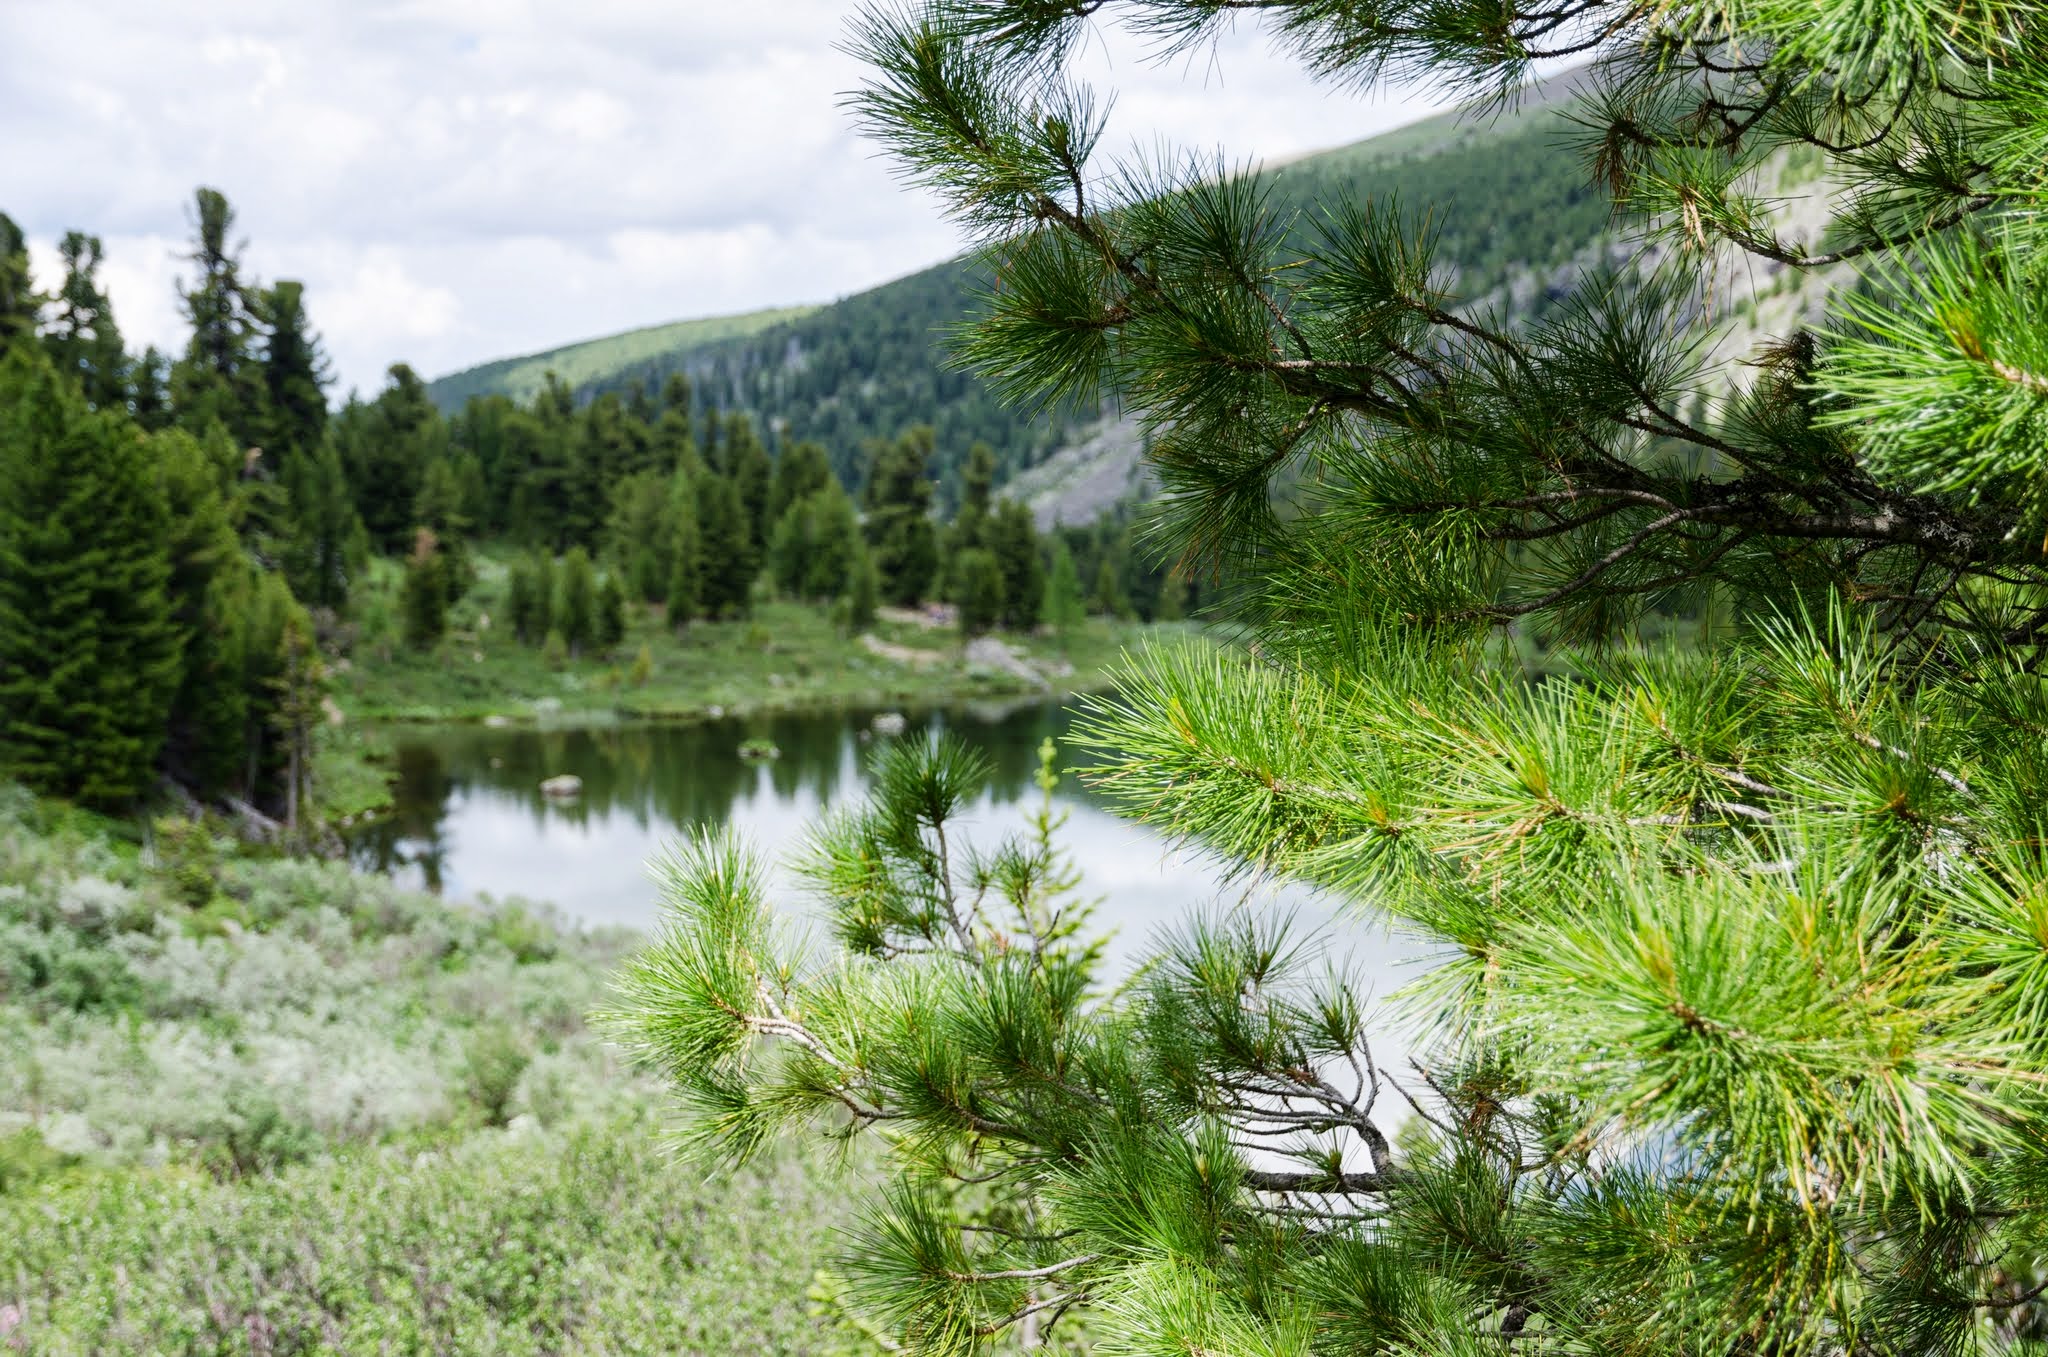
<box><xmin>0</xmin><ymin>2</ymin><xmax>1446</xmax><ymax>398</ymax></box>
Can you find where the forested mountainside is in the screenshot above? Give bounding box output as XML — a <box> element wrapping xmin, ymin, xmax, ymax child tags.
<box><xmin>426</xmin><ymin>73</ymin><xmax>1632</xmax><ymax>503</ymax></box>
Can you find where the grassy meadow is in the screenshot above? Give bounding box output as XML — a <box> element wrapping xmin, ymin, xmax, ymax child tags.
<box><xmin>334</xmin><ymin>550</ymin><xmax>1169</xmax><ymax>725</ymax></box>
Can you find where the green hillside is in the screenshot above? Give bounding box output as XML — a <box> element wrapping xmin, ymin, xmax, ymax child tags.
<box><xmin>429</xmin><ymin>76</ymin><xmax>1616</xmax><ymax>494</ymax></box>
<box><xmin>425</xmin><ymin>304</ymin><xmax>817</xmax><ymax>411</ymax></box>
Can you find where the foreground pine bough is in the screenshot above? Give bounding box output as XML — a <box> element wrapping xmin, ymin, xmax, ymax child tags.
<box><xmin>608</xmin><ymin>622</ymin><xmax>2048</xmax><ymax>1353</ymax></box>
<box><xmin>609</xmin><ymin>0</ymin><xmax>2047</xmax><ymax>1349</ymax></box>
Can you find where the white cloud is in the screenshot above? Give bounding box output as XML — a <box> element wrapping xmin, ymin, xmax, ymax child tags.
<box><xmin>0</xmin><ymin>2</ymin><xmax>1447</xmax><ymax>396</ymax></box>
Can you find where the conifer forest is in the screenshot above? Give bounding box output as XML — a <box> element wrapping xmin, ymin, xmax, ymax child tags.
<box><xmin>3</xmin><ymin>1</ymin><xmax>2047</xmax><ymax>1352</ymax></box>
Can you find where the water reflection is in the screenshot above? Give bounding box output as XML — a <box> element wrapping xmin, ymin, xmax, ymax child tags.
<box><xmin>352</xmin><ymin>701</ymin><xmax>1433</xmax><ymax>1063</ymax></box>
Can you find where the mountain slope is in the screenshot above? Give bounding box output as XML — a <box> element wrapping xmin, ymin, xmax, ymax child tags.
<box><xmin>426</xmin><ymin>304</ymin><xmax>818</xmax><ymax>411</ymax></box>
<box><xmin>429</xmin><ymin>73</ymin><xmax>1730</xmax><ymax>520</ymax></box>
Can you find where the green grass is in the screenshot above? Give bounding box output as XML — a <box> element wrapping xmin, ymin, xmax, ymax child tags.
<box><xmin>1</xmin><ymin>1117</ymin><xmax>857</xmax><ymax>1354</ymax></box>
<box><xmin>0</xmin><ymin>783</ymin><xmax>879</xmax><ymax>1354</ymax></box>
<box><xmin>426</xmin><ymin>304</ymin><xmax>820</xmax><ymax>411</ymax></box>
<box><xmin>338</xmin><ymin>553</ymin><xmax>1178</xmax><ymax>725</ymax></box>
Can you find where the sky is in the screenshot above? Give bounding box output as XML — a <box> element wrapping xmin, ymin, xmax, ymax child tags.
<box><xmin>0</xmin><ymin>2</ymin><xmax>1447</xmax><ymax>398</ymax></box>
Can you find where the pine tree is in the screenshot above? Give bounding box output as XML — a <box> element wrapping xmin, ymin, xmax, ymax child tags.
<box><xmin>280</xmin><ymin>441</ymin><xmax>365</xmax><ymax>614</ymax></box>
<box><xmin>400</xmin><ymin>529</ymin><xmax>447</xmax><ymax>652</ymax></box>
<box><xmin>336</xmin><ymin>364</ymin><xmax>443</xmax><ymax>553</ymax></box>
<box><xmin>863</xmin><ymin>426</ymin><xmax>939</xmax><ymax>608</ymax></box>
<box><xmin>0</xmin><ymin>349</ymin><xmax>181</xmax><ymax>807</ymax></box>
<box><xmin>767</xmin><ymin>438</ymin><xmax>834</xmax><ymax>527</ymax></box>
<box><xmin>694</xmin><ymin>473</ymin><xmax>755</xmax><ymax>619</ymax></box>
<box><xmin>666</xmin><ymin>476</ymin><xmax>703</xmax><ymax>629</ymax></box>
<box><xmin>555</xmin><ymin>546</ymin><xmax>597</xmax><ymax>655</ymax></box>
<box><xmin>612</xmin><ymin>6</ymin><xmax>2048</xmax><ymax>1350</ymax></box>
<box><xmin>0</xmin><ymin>213</ymin><xmax>41</xmax><ymax>350</ymax></box>
<box><xmin>155</xmin><ymin>426</ymin><xmax>254</xmax><ymax>799</ymax></box>
<box><xmin>843</xmin><ymin>538</ymin><xmax>880</xmax><ymax>635</ymax></box>
<box><xmin>594</xmin><ymin>572</ymin><xmax>627</xmax><ymax>655</ymax></box>
<box><xmin>256</xmin><ymin>279</ymin><xmax>331</xmax><ymax>467</ymax></box>
<box><xmin>171</xmin><ymin>187</ymin><xmax>269</xmax><ymax>447</ymax></box>
<box><xmin>987</xmin><ymin>500</ymin><xmax>1043</xmax><ymax>631</ymax></box>
<box><xmin>1042</xmin><ymin>537</ymin><xmax>1085</xmax><ymax>646</ymax></box>
<box><xmin>726</xmin><ymin>415</ymin><xmax>774</xmax><ymax>556</ymax></box>
<box><xmin>129</xmin><ymin>347</ymin><xmax>172</xmax><ymax>431</ymax></box>
<box><xmin>266</xmin><ymin>608</ymin><xmax>325</xmax><ymax>835</ymax></box>
<box><xmin>952</xmin><ymin>547</ymin><xmax>1004</xmax><ymax>637</ymax></box>
<box><xmin>805</xmin><ymin>486</ymin><xmax>863</xmax><ymax>604</ymax></box>
<box><xmin>1088</xmin><ymin>555</ymin><xmax>1126</xmax><ymax>618</ymax></box>
<box><xmin>43</xmin><ymin>232</ymin><xmax>127</xmax><ymax>411</ymax></box>
<box><xmin>506</xmin><ymin>557</ymin><xmax>540</xmax><ymax>644</ymax></box>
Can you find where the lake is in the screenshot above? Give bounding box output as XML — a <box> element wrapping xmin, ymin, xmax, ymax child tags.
<box><xmin>351</xmin><ymin>699</ymin><xmax>1432</xmax><ymax>1062</ymax></box>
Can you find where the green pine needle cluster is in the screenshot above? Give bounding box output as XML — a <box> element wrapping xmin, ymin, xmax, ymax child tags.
<box><xmin>610</xmin><ymin>0</ymin><xmax>2048</xmax><ymax>1350</ymax></box>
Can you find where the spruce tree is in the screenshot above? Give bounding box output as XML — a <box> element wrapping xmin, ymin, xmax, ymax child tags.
<box><xmin>44</xmin><ymin>231</ymin><xmax>127</xmax><ymax>411</ymax></box>
<box><xmin>611</xmin><ymin>4</ymin><xmax>2048</xmax><ymax>1350</ymax></box>
<box><xmin>506</xmin><ymin>557</ymin><xmax>540</xmax><ymax>644</ymax></box>
<box><xmin>0</xmin><ymin>349</ymin><xmax>180</xmax><ymax>807</ymax></box>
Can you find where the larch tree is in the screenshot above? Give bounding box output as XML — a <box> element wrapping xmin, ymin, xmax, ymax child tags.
<box><xmin>607</xmin><ymin>1</ymin><xmax>2048</xmax><ymax>1353</ymax></box>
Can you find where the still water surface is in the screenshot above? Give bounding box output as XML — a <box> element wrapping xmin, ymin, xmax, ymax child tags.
<box><xmin>352</xmin><ymin>700</ymin><xmax>1430</xmax><ymax>1053</ymax></box>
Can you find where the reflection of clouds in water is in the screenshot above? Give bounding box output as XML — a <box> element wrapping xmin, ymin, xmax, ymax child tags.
<box><xmin>368</xmin><ymin>706</ymin><xmax>1437</xmax><ymax>1112</ymax></box>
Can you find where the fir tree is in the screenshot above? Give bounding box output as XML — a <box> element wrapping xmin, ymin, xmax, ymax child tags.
<box><xmin>267</xmin><ymin>609</ymin><xmax>325</xmax><ymax>835</ymax></box>
<box><xmin>0</xmin><ymin>349</ymin><xmax>180</xmax><ymax>807</ymax></box>
<box><xmin>506</xmin><ymin>557</ymin><xmax>540</xmax><ymax>644</ymax></box>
